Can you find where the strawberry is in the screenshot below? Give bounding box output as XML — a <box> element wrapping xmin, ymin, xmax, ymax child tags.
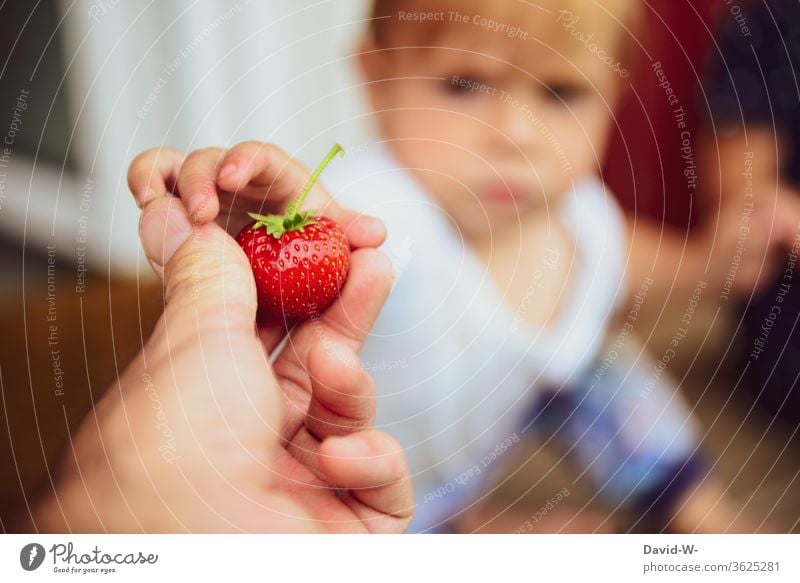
<box><xmin>235</xmin><ymin>144</ymin><xmax>350</xmax><ymax>321</ymax></box>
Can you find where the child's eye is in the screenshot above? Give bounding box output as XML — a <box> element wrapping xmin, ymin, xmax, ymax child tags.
<box><xmin>446</xmin><ymin>75</ymin><xmax>488</xmax><ymax>96</ymax></box>
<box><xmin>545</xmin><ymin>83</ymin><xmax>588</xmax><ymax>103</ymax></box>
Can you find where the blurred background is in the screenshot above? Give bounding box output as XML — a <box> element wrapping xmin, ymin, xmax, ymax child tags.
<box><xmin>1</xmin><ymin>0</ymin><xmax>798</xmax><ymax>532</ymax></box>
<box><xmin>0</xmin><ymin>0</ymin><xmax>370</xmax><ymax>278</ymax></box>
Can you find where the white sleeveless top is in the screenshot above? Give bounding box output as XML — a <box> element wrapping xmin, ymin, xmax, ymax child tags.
<box><xmin>323</xmin><ymin>142</ymin><xmax>629</xmax><ymax>531</ymax></box>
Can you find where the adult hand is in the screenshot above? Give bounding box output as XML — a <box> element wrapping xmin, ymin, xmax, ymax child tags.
<box><xmin>20</xmin><ymin>143</ymin><xmax>412</xmax><ymax>533</ymax></box>
<box><xmin>698</xmin><ymin>181</ymin><xmax>800</xmax><ymax>298</ymax></box>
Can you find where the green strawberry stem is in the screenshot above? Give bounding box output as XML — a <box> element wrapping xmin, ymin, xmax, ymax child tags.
<box><xmin>247</xmin><ymin>143</ymin><xmax>345</xmax><ymax>239</ymax></box>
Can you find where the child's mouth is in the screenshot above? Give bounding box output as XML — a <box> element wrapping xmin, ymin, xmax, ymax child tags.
<box><xmin>484</xmin><ymin>181</ymin><xmax>526</xmax><ymax>204</ymax></box>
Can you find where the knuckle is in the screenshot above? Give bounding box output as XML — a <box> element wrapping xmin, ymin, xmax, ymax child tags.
<box><xmin>179</xmin><ymin>168</ymin><xmax>214</xmax><ymax>184</ymax></box>
<box><xmin>130</xmin><ymin>147</ymin><xmax>159</xmax><ymax>168</ymax></box>
<box><xmin>261</xmin><ymin>143</ymin><xmax>304</xmax><ymax>176</ymax></box>
<box><xmin>259</xmin><ymin>142</ymin><xmax>287</xmax><ymax>158</ymax></box>
<box><xmin>127</xmin><ymin>148</ymin><xmax>158</xmax><ymax>184</ymax></box>
<box><xmin>178</xmin><ymin>171</ymin><xmax>217</xmax><ymax>196</ymax></box>
<box><xmin>134</xmin><ymin>147</ymin><xmax>181</xmax><ymax>168</ymax></box>
<box><xmin>230</xmin><ymin>141</ymin><xmax>274</xmax><ymax>169</ymax></box>
<box><xmin>183</xmin><ymin>146</ymin><xmax>221</xmax><ymax>165</ymax></box>
<box><xmin>128</xmin><ymin>147</ymin><xmax>183</xmax><ymax>184</ymax></box>
<box><xmin>234</xmin><ymin>140</ymin><xmax>270</xmax><ymax>153</ymax></box>
<box><xmin>256</xmin><ymin>143</ymin><xmax>284</xmax><ymax>175</ymax></box>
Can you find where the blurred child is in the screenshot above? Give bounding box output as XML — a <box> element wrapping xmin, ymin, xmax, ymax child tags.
<box><xmin>319</xmin><ymin>0</ymin><xmax>751</xmax><ymax>532</ymax></box>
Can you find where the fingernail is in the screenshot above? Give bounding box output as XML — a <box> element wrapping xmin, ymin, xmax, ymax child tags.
<box><xmin>140</xmin><ymin>199</ymin><xmax>194</xmax><ymax>267</ymax></box>
<box><xmin>218</xmin><ymin>164</ymin><xmax>237</xmax><ymax>180</ymax></box>
<box><xmin>139</xmin><ymin>187</ymin><xmax>158</xmax><ymax>209</ymax></box>
<box><xmin>363</xmin><ymin>216</ymin><xmax>386</xmax><ymax>238</ymax></box>
<box><xmin>187</xmin><ymin>194</ymin><xmax>208</xmax><ymax>222</ymax></box>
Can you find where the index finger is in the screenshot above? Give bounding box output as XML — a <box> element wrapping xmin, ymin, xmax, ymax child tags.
<box><xmin>214</xmin><ymin>142</ymin><xmax>386</xmax><ymax>249</ymax></box>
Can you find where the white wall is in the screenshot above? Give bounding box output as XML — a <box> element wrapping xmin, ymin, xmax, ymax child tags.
<box><xmin>0</xmin><ymin>0</ymin><xmax>373</xmax><ymax>278</ymax></box>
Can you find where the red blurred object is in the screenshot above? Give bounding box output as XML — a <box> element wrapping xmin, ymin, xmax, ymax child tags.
<box><xmin>602</xmin><ymin>0</ymin><xmax>718</xmax><ymax>228</ymax></box>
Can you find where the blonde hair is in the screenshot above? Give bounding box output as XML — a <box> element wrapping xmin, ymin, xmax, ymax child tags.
<box><xmin>369</xmin><ymin>0</ymin><xmax>643</xmax><ymax>64</ymax></box>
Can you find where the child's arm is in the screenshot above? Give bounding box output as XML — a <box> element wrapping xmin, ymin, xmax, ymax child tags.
<box><xmin>625</xmin><ymin>127</ymin><xmax>800</xmax><ymax>304</ymax></box>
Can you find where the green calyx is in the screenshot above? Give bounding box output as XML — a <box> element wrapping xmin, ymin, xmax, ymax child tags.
<box><xmin>248</xmin><ymin>143</ymin><xmax>345</xmax><ymax>239</ymax></box>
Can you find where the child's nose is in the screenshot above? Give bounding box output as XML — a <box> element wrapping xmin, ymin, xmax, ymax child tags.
<box><xmin>489</xmin><ymin>93</ymin><xmax>541</xmax><ymax>153</ymax></box>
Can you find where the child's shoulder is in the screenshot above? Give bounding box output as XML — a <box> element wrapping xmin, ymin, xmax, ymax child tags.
<box><xmin>562</xmin><ymin>177</ymin><xmax>625</xmax><ymax>229</ymax></box>
<box><xmin>560</xmin><ymin>176</ymin><xmax>629</xmax><ymax>317</ymax></box>
<box><xmin>560</xmin><ymin>177</ymin><xmax>627</xmax><ymax>267</ymax></box>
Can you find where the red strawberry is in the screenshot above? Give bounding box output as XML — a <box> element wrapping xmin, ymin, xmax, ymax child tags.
<box><xmin>235</xmin><ymin>144</ymin><xmax>350</xmax><ymax>321</ymax></box>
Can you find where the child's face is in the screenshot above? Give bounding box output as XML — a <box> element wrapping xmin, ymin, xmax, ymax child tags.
<box><xmin>359</xmin><ymin>26</ymin><xmax>623</xmax><ymax>240</ymax></box>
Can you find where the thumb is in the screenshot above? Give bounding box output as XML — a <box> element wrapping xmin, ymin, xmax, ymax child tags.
<box><xmin>139</xmin><ymin>196</ymin><xmax>257</xmax><ymax>333</ymax></box>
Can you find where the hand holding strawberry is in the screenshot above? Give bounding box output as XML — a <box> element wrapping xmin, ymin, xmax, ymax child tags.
<box><xmin>19</xmin><ymin>142</ymin><xmax>411</xmax><ymax>534</ymax></box>
<box><xmin>127</xmin><ymin>141</ymin><xmax>386</xmax><ymax>349</ymax></box>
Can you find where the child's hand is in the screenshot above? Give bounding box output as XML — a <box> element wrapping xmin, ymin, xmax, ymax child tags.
<box><xmin>696</xmin><ymin>182</ymin><xmax>800</xmax><ymax>298</ymax></box>
<box><xmin>19</xmin><ymin>144</ymin><xmax>410</xmax><ymax>533</ymax></box>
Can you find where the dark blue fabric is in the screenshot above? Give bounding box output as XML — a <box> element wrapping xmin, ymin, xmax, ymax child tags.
<box><xmin>524</xmin><ymin>385</ymin><xmax>706</xmax><ymax>528</ymax></box>
<box><xmin>626</xmin><ymin>451</ymin><xmax>708</xmax><ymax>532</ymax></box>
<box><xmin>704</xmin><ymin>1</ymin><xmax>800</xmax><ymax>184</ymax></box>
<box><xmin>704</xmin><ymin>0</ymin><xmax>800</xmax><ymax>424</ymax></box>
